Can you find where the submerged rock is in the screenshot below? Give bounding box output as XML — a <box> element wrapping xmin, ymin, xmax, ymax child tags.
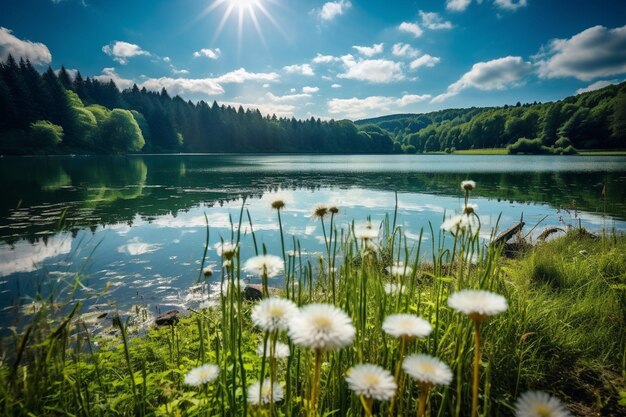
<box><xmin>155</xmin><ymin>310</ymin><xmax>180</xmax><ymax>326</ymax></box>
<box><xmin>243</xmin><ymin>284</ymin><xmax>281</xmax><ymax>301</ymax></box>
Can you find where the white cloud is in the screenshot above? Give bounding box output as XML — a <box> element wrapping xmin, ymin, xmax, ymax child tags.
<box><xmin>283</xmin><ymin>63</ymin><xmax>315</xmax><ymax>76</ymax></box>
<box><xmin>409</xmin><ymin>54</ymin><xmax>441</xmax><ymax>70</ymax></box>
<box><xmin>290</xmin><ymin>88</ymin><xmax>296</xmax><ymax>92</ymax></box>
<box><xmin>302</xmin><ymin>86</ymin><xmax>319</xmax><ymax>93</ymax></box>
<box><xmin>262</xmin><ymin>83</ymin><xmax>270</xmax><ymax>88</ymax></box>
<box><xmin>102</xmin><ymin>41</ymin><xmax>150</xmax><ymax>65</ymax></box>
<box><xmin>328</xmin><ymin>94</ymin><xmax>431</xmax><ymax>120</ymax></box>
<box><xmin>392</xmin><ymin>43</ymin><xmax>420</xmax><ymax>58</ymax></box>
<box><xmin>331</xmin><ymin>83</ymin><xmax>342</xmax><ymax>88</ymax></box>
<box><xmin>398</xmin><ymin>22</ymin><xmax>423</xmax><ymax>38</ymax></box>
<box><xmin>576</xmin><ymin>79</ymin><xmax>622</xmax><ymax>95</ymax></box>
<box><xmin>163</xmin><ymin>56</ymin><xmax>171</xmax><ymax>63</ymax></box>
<box><xmin>0</xmin><ymin>234</ymin><xmax>72</xmax><ymax>277</ymax></box>
<box><xmin>446</xmin><ymin>0</ymin><xmax>472</xmax><ymax>12</ymax></box>
<box><xmin>432</xmin><ymin>56</ymin><xmax>532</xmax><ymax>102</ymax></box>
<box><xmin>338</xmin><ymin>55</ymin><xmax>405</xmax><ymax>83</ymax></box>
<box><xmin>140</xmin><ymin>76</ymin><xmax>225</xmax><ymax>95</ymax></box>
<box><xmin>266</xmin><ymin>92</ymin><xmax>312</xmax><ymax>103</ymax></box>
<box><xmin>172</xmin><ymin>68</ymin><xmax>189</xmax><ymax>75</ymax></box>
<box><xmin>55</xmin><ymin>68</ymin><xmax>78</xmax><ymax>79</ymax></box>
<box><xmin>94</xmin><ymin>67</ymin><xmax>135</xmax><ymax>90</ymax></box>
<box><xmin>419</xmin><ymin>11</ymin><xmax>453</xmax><ymax>30</ymax></box>
<box><xmin>494</xmin><ymin>0</ymin><xmax>528</xmax><ymax>11</ymax></box>
<box><xmin>214</xmin><ymin>68</ymin><xmax>279</xmax><ymax>83</ymax></box>
<box><xmin>536</xmin><ymin>25</ymin><xmax>626</xmax><ymax>81</ymax></box>
<box><xmin>222</xmin><ymin>101</ymin><xmax>296</xmax><ymax>118</ymax></box>
<box><xmin>312</xmin><ymin>53</ymin><xmax>340</xmax><ymax>64</ymax></box>
<box><xmin>94</xmin><ymin>67</ymin><xmax>278</xmax><ymax>95</ymax></box>
<box><xmin>193</xmin><ymin>48</ymin><xmax>221</xmax><ymax>59</ymax></box>
<box><xmin>0</xmin><ymin>27</ymin><xmax>52</xmax><ymax>65</ymax></box>
<box><xmin>353</xmin><ymin>43</ymin><xmax>384</xmax><ymax>57</ymax></box>
<box><xmin>317</xmin><ymin>0</ymin><xmax>352</xmax><ymax>21</ymax></box>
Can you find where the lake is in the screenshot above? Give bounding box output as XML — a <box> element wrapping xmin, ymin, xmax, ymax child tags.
<box><xmin>1</xmin><ymin>154</ymin><xmax>625</xmax><ymax>328</ymax></box>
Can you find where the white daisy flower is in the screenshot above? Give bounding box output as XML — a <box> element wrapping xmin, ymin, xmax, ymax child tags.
<box><xmin>251</xmin><ymin>297</ymin><xmax>298</xmax><ymax>331</ymax></box>
<box><xmin>243</xmin><ymin>255</ymin><xmax>284</xmax><ymax>278</ymax></box>
<box><xmin>441</xmin><ymin>214</ymin><xmax>475</xmax><ymax>236</ymax></box>
<box><xmin>345</xmin><ymin>364</ymin><xmax>397</xmax><ymax>401</ymax></box>
<box><xmin>214</xmin><ymin>242</ymin><xmax>238</xmax><ymax>259</ymax></box>
<box><xmin>402</xmin><ymin>354</ymin><xmax>452</xmax><ymax>386</ymax></box>
<box><xmin>288</xmin><ymin>303</ymin><xmax>355</xmax><ymax>351</ymax></box>
<box><xmin>382</xmin><ymin>314</ymin><xmax>432</xmax><ymax>339</ymax></box>
<box><xmin>354</xmin><ymin>221</ymin><xmax>380</xmax><ymax>240</ymax></box>
<box><xmin>184</xmin><ymin>364</ymin><xmax>219</xmax><ymax>386</ymax></box>
<box><xmin>257</xmin><ymin>341</ymin><xmax>291</xmax><ymax>358</ymax></box>
<box><xmin>247</xmin><ymin>379</ymin><xmax>284</xmax><ymax>405</ymax></box>
<box><xmin>514</xmin><ymin>391</ymin><xmax>573</xmax><ymax>417</ymax></box>
<box><xmin>447</xmin><ymin>290</ymin><xmax>508</xmax><ymax>320</ymax></box>
<box><xmin>386</xmin><ymin>263</ymin><xmax>413</xmax><ymax>277</ymax></box>
<box><xmin>461</xmin><ymin>180</ymin><xmax>476</xmax><ymax>191</ymax></box>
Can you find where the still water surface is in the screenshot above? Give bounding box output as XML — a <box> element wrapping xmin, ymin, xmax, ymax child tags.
<box><xmin>0</xmin><ymin>154</ymin><xmax>624</xmax><ymax>327</ymax></box>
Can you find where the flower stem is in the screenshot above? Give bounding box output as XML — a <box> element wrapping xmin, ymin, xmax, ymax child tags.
<box><xmin>388</xmin><ymin>336</ymin><xmax>407</xmax><ymax>417</ymax></box>
<box><xmin>417</xmin><ymin>383</ymin><xmax>430</xmax><ymax>417</ymax></box>
<box><xmin>472</xmin><ymin>320</ymin><xmax>482</xmax><ymax>417</ymax></box>
<box><xmin>309</xmin><ymin>349</ymin><xmax>323</xmax><ymax>417</ymax></box>
<box><xmin>359</xmin><ymin>395</ymin><xmax>374</xmax><ymax>417</ymax></box>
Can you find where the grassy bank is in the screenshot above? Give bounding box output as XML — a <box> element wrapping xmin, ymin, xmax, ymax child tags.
<box><xmin>0</xmin><ymin>191</ymin><xmax>624</xmax><ymax>417</ymax></box>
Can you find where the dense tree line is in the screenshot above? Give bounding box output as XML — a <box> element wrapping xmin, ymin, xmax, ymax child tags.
<box><xmin>357</xmin><ymin>83</ymin><xmax>626</xmax><ymax>153</ymax></box>
<box><xmin>0</xmin><ymin>56</ymin><xmax>392</xmax><ymax>154</ymax></box>
<box><xmin>1</xmin><ymin>55</ymin><xmax>625</xmax><ymax>155</ymax></box>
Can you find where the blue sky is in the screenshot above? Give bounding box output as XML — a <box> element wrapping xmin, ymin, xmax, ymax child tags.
<box><xmin>1</xmin><ymin>0</ymin><xmax>626</xmax><ymax>120</ymax></box>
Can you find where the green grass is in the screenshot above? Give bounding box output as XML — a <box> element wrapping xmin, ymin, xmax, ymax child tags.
<box><xmin>0</xmin><ymin>195</ymin><xmax>624</xmax><ymax>417</ymax></box>
<box><xmin>579</xmin><ymin>150</ymin><xmax>626</xmax><ymax>156</ymax></box>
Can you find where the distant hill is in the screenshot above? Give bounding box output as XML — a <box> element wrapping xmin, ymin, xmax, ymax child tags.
<box><xmin>355</xmin><ymin>82</ymin><xmax>626</xmax><ymax>154</ymax></box>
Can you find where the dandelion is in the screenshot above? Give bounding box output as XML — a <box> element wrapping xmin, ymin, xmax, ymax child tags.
<box><xmin>447</xmin><ymin>290</ymin><xmax>508</xmax><ymax>321</ymax></box>
<box><xmin>288</xmin><ymin>303</ymin><xmax>355</xmax><ymax>351</ymax></box>
<box><xmin>251</xmin><ymin>297</ymin><xmax>298</xmax><ymax>332</ymax></box>
<box><xmin>257</xmin><ymin>341</ymin><xmax>290</xmax><ymax>358</ymax></box>
<box><xmin>403</xmin><ymin>354</ymin><xmax>453</xmax><ymax>417</ymax></box>
<box><xmin>382</xmin><ymin>314</ymin><xmax>432</xmax><ymax>340</ymax></box>
<box><xmin>214</xmin><ymin>241</ymin><xmax>238</xmax><ymax>260</ymax></box>
<box><xmin>403</xmin><ymin>354</ymin><xmax>453</xmax><ymax>386</ymax></box>
<box><xmin>328</xmin><ymin>205</ymin><xmax>339</xmax><ymax>214</ymax></box>
<box><xmin>243</xmin><ymin>254</ymin><xmax>284</xmax><ymax>278</ymax></box>
<box><xmin>448</xmin><ymin>289</ymin><xmax>507</xmax><ymax>417</ymax></box>
<box><xmin>184</xmin><ymin>364</ymin><xmax>219</xmax><ymax>386</ymax></box>
<box><xmin>271</xmin><ymin>199</ymin><xmax>285</xmax><ymax>210</ymax></box>
<box><xmin>354</xmin><ymin>221</ymin><xmax>380</xmax><ymax>240</ymax></box>
<box><xmin>289</xmin><ymin>303</ymin><xmax>355</xmax><ymax>417</ymax></box>
<box><xmin>202</xmin><ymin>266</ymin><xmax>213</xmax><ymax>277</ymax></box>
<box><xmin>463</xmin><ymin>203</ymin><xmax>478</xmax><ymax>215</ymax></box>
<box><xmin>441</xmin><ymin>214</ymin><xmax>477</xmax><ymax>236</ymax></box>
<box><xmin>386</xmin><ymin>263</ymin><xmax>413</xmax><ymax>278</ymax></box>
<box><xmin>247</xmin><ymin>379</ymin><xmax>284</xmax><ymax>405</ymax></box>
<box><xmin>346</xmin><ymin>364</ymin><xmax>396</xmax><ymax>416</ymax></box>
<box><xmin>311</xmin><ymin>204</ymin><xmax>328</xmax><ymax>219</ymax></box>
<box><xmin>514</xmin><ymin>391</ymin><xmax>573</xmax><ymax>417</ymax></box>
<box><xmin>461</xmin><ymin>180</ymin><xmax>476</xmax><ymax>191</ymax></box>
<box><xmin>347</xmin><ymin>364</ymin><xmax>396</xmax><ymax>400</ymax></box>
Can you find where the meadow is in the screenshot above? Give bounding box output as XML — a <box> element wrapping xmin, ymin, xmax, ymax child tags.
<box><xmin>0</xmin><ymin>182</ymin><xmax>624</xmax><ymax>417</ymax></box>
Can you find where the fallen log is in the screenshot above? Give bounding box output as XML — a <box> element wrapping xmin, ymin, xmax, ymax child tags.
<box><xmin>492</xmin><ymin>221</ymin><xmax>525</xmax><ymax>246</ymax></box>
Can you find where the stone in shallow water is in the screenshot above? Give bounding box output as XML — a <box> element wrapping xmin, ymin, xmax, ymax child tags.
<box><xmin>155</xmin><ymin>310</ymin><xmax>180</xmax><ymax>326</ymax></box>
<box><xmin>243</xmin><ymin>284</ymin><xmax>281</xmax><ymax>301</ymax></box>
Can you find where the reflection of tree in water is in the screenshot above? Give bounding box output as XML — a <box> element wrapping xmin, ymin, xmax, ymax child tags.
<box><xmin>0</xmin><ymin>155</ymin><xmax>624</xmax><ymax>244</ymax></box>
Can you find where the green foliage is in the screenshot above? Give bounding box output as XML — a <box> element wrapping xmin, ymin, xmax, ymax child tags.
<box><xmin>28</xmin><ymin>120</ymin><xmax>63</xmax><ymax>148</ymax></box>
<box><xmin>100</xmin><ymin>109</ymin><xmax>145</xmax><ymax>153</ymax></box>
<box><xmin>507</xmin><ymin>137</ymin><xmax>552</xmax><ymax>154</ymax></box>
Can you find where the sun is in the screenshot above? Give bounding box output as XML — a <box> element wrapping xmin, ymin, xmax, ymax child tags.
<box><xmin>199</xmin><ymin>0</ymin><xmax>285</xmax><ymax>51</ymax></box>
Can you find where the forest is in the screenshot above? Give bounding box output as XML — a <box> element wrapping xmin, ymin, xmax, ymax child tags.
<box><xmin>0</xmin><ymin>55</ymin><xmax>625</xmax><ymax>155</ymax></box>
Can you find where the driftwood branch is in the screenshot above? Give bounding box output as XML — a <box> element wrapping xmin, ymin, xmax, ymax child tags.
<box><xmin>492</xmin><ymin>221</ymin><xmax>525</xmax><ymax>246</ymax></box>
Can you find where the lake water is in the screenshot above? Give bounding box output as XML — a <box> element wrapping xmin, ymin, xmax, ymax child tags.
<box><xmin>1</xmin><ymin>154</ymin><xmax>625</xmax><ymax>328</ymax></box>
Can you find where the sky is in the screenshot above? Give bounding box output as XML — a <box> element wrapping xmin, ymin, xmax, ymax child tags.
<box><xmin>1</xmin><ymin>0</ymin><xmax>626</xmax><ymax>120</ymax></box>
